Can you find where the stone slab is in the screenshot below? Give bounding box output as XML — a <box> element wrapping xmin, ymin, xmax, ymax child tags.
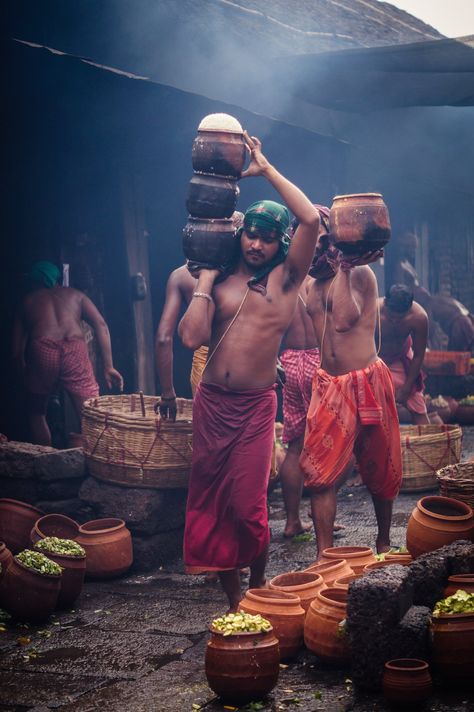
<box><xmin>0</xmin><ymin>670</ymin><xmax>109</xmax><ymax>708</ymax></box>
<box><xmin>0</xmin><ymin>441</ymin><xmax>85</xmax><ymax>481</ymax></box>
<box><xmin>79</xmin><ymin>477</ymin><xmax>186</xmax><ymax>535</ymax></box>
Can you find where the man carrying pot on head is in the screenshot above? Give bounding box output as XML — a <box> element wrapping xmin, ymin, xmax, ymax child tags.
<box><xmin>377</xmin><ymin>284</ymin><xmax>429</xmax><ymax>425</ymax></box>
<box><xmin>179</xmin><ymin>132</ymin><xmax>320</xmax><ymax>612</ymax></box>
<box><xmin>300</xmin><ymin>238</ymin><xmax>402</xmax><ymax>560</ymax></box>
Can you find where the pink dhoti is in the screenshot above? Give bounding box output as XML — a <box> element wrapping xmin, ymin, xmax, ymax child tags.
<box><xmin>185</xmin><ymin>382</ymin><xmax>277</xmax><ymax>573</ymax></box>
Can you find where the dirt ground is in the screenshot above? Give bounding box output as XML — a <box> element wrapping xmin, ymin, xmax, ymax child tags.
<box><xmin>1</xmin><ymin>428</ymin><xmax>473</xmax><ymax>712</ymax></box>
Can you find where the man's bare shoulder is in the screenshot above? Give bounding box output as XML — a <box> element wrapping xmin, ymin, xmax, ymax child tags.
<box><xmin>353</xmin><ymin>265</ymin><xmax>377</xmax><ymax>290</ymax></box>
<box><xmin>411</xmin><ymin>300</ymin><xmax>429</xmax><ymax>323</ymax></box>
<box><xmin>168</xmin><ymin>265</ymin><xmax>196</xmax><ymax>291</ymax></box>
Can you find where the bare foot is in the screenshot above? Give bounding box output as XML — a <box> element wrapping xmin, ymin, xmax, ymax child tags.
<box><xmin>249</xmin><ymin>577</ymin><xmax>268</xmax><ymax>589</ymax></box>
<box><xmin>346</xmin><ymin>474</ymin><xmax>363</xmax><ymax>487</ymax></box>
<box><xmin>239</xmin><ymin>567</ymin><xmax>250</xmax><ymax>577</ymax></box>
<box><xmin>376</xmin><ymin>538</ymin><xmax>391</xmax><ymax>554</ymax></box>
<box><xmin>283</xmin><ymin>520</ymin><xmax>312</xmax><ymax>538</ymax></box>
<box><xmin>204</xmin><ymin>571</ymin><xmax>219</xmax><ymax>583</ymax></box>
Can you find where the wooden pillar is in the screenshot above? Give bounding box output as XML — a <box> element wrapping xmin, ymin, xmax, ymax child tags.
<box><xmin>120</xmin><ymin>172</ymin><xmax>156</xmax><ymax>394</ymax></box>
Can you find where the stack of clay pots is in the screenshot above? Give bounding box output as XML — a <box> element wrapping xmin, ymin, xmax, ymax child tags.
<box><xmin>183</xmin><ymin>113</ymin><xmax>246</xmax><ymax>268</ymax></box>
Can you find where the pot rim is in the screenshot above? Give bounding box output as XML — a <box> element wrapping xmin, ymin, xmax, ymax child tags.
<box><xmin>0</xmin><ymin>498</ymin><xmax>44</xmax><ymax>515</ymax></box>
<box><xmin>33</xmin><ymin>544</ymin><xmax>85</xmax><ymax>560</ymax></box>
<box><xmin>13</xmin><ymin>553</ymin><xmax>62</xmax><ymax>578</ymax></box>
<box><xmin>334</xmin><ymin>574</ymin><xmax>358</xmax><ymax>586</ymax></box>
<box><xmin>316</xmin><ymin>587</ymin><xmax>348</xmax><ymax>607</ymax></box>
<box><xmin>35</xmin><ymin>513</ymin><xmax>80</xmax><ymax>530</ymax></box>
<box><xmin>245</xmin><ymin>588</ymin><xmax>301</xmax><ymax>604</ymax></box>
<box><xmin>322</xmin><ymin>546</ymin><xmax>374</xmax><ymax>559</ymax></box>
<box><xmin>185</xmin><ymin>216</ymin><xmax>234</xmax><ymax>226</ymax></box>
<box><xmin>447</xmin><ymin>574</ymin><xmax>474</xmax><ymax>581</ymax></box>
<box><xmin>385</xmin><ymin>658</ymin><xmax>429</xmax><ymax>672</ymax></box>
<box><xmin>209</xmin><ymin>624</ymin><xmax>274</xmax><ymax>636</ymax></box>
<box><xmin>78</xmin><ymin>518</ymin><xmax>126</xmax><ymax>534</ymax></box>
<box><xmin>189</xmin><ymin>173</ymin><xmax>238</xmax><ymax>185</ymax></box>
<box><xmin>270</xmin><ymin>571</ymin><xmax>323</xmax><ymax>591</ymax></box>
<box><xmin>332</xmin><ymin>193</ymin><xmax>382</xmax><ymax>201</ymax></box>
<box><xmin>304</xmin><ymin>558</ymin><xmax>347</xmax><ymax>574</ymax></box>
<box><xmin>432</xmin><ymin>611</ymin><xmax>474</xmax><ymax>620</ymax></box>
<box><xmin>417</xmin><ymin>495</ymin><xmax>473</xmax><ymax>521</ymax></box>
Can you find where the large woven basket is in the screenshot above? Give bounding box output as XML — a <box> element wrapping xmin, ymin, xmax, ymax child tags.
<box><xmin>437</xmin><ymin>462</ymin><xmax>474</xmax><ymax>508</ymax></box>
<box><xmin>400</xmin><ymin>424</ymin><xmax>462</xmax><ymax>492</ymax></box>
<box><xmin>82</xmin><ymin>395</ymin><xmax>193</xmax><ymax>489</ymax></box>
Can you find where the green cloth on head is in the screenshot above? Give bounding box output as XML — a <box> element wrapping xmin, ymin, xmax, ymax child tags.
<box><xmin>241</xmin><ymin>200</ymin><xmax>291</xmax><ymax>292</ymax></box>
<box><xmin>243</xmin><ymin>200</ymin><xmax>290</xmax><ymax>240</ymax></box>
<box><xmin>28</xmin><ymin>261</ymin><xmax>61</xmax><ymax>288</ymax></box>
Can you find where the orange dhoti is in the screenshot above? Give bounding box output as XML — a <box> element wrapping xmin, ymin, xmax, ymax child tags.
<box><xmin>300</xmin><ymin>359</ymin><xmax>402</xmax><ymax>500</ymax></box>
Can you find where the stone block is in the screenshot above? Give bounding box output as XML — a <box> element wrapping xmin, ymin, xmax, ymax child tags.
<box><xmin>0</xmin><ymin>477</ymin><xmax>38</xmax><ymax>502</ymax></box>
<box><xmin>79</xmin><ymin>477</ymin><xmax>186</xmax><ymax>535</ymax></box>
<box><xmin>36</xmin><ymin>478</ymin><xmax>85</xmax><ymax>501</ymax></box>
<box><xmin>131</xmin><ymin>529</ymin><xmax>184</xmax><ymax>572</ymax></box>
<box><xmin>0</xmin><ymin>441</ymin><xmax>86</xmax><ymax>481</ymax></box>
<box><xmin>410</xmin><ymin>549</ymin><xmax>450</xmax><ymax>608</ymax></box>
<box><xmin>35</xmin><ymin>498</ymin><xmax>96</xmax><ymax>523</ymax></box>
<box><xmin>393</xmin><ymin>605</ymin><xmax>431</xmax><ymax>661</ymax></box>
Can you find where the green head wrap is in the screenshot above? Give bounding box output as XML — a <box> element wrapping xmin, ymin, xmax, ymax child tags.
<box><xmin>28</xmin><ymin>261</ymin><xmax>61</xmax><ymax>288</ymax></box>
<box><xmin>240</xmin><ymin>200</ymin><xmax>291</xmax><ymax>291</ymax></box>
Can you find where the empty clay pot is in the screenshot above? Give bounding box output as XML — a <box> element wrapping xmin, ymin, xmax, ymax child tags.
<box><xmin>239</xmin><ymin>588</ymin><xmax>305</xmax><ymax>661</ymax></box>
<box><xmin>333</xmin><ymin>573</ymin><xmax>359</xmax><ymax>591</ymax></box>
<box><xmin>329</xmin><ymin>192</ymin><xmax>391</xmax><ymax>255</ymax></box>
<box><xmin>0</xmin><ymin>499</ymin><xmax>44</xmax><ymax>554</ymax></box>
<box><xmin>304</xmin><ymin>559</ymin><xmax>353</xmax><ymax>587</ymax></box>
<box><xmin>406</xmin><ymin>496</ymin><xmax>474</xmax><ymax>559</ymax></box>
<box><xmin>186</xmin><ymin>173</ymin><xmax>239</xmax><ymax>219</ymax></box>
<box><xmin>77</xmin><ymin>518</ymin><xmax>133</xmax><ymax>579</ymax></box>
<box><xmin>269</xmin><ymin>571</ymin><xmax>324</xmax><ymax>613</ymax></box>
<box><xmin>304</xmin><ymin>587</ymin><xmax>349</xmax><ymax>663</ymax></box>
<box><xmin>383</xmin><ymin>658</ymin><xmax>432</xmax><ymax>706</ymax></box>
<box><xmin>205</xmin><ymin>625</ymin><xmax>279</xmax><ymax>703</ymax></box>
<box><xmin>31</xmin><ymin>513</ymin><xmax>80</xmax><ymax>546</ymax></box>
<box><xmin>321</xmin><ymin>546</ymin><xmax>376</xmax><ymax>574</ymax></box>
<box><xmin>384</xmin><ymin>552</ymin><xmax>413</xmax><ymax>565</ymax></box>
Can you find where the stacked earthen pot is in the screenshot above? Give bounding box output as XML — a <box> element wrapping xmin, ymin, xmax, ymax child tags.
<box><xmin>183</xmin><ymin>113</ymin><xmax>246</xmax><ymax>269</ymax></box>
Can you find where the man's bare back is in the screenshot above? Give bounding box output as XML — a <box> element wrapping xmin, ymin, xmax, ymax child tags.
<box><xmin>306</xmin><ymin>266</ymin><xmax>378</xmax><ymax>375</ymax></box>
<box><xmin>22</xmin><ymin>287</ymin><xmax>90</xmax><ymax>341</ymax></box>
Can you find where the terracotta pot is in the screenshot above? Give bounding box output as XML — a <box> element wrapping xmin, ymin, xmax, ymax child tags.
<box><xmin>383</xmin><ymin>658</ymin><xmax>432</xmax><ymax>705</ymax></box>
<box><xmin>431</xmin><ymin>611</ymin><xmax>474</xmax><ymax>681</ymax></box>
<box><xmin>329</xmin><ymin>193</ymin><xmax>391</xmax><ymax>254</ymax></box>
<box><xmin>186</xmin><ymin>173</ymin><xmax>239</xmax><ymax>219</ymax></box>
<box><xmin>0</xmin><ymin>499</ymin><xmax>44</xmax><ymax>553</ymax></box>
<box><xmin>31</xmin><ymin>513</ymin><xmax>80</xmax><ymax>546</ymax></box>
<box><xmin>34</xmin><ymin>544</ymin><xmax>86</xmax><ymax>608</ymax></box>
<box><xmin>239</xmin><ymin>588</ymin><xmax>305</xmax><ymax>661</ymax></box>
<box><xmin>192</xmin><ymin>130</ymin><xmax>246</xmax><ymax>178</ymax></box>
<box><xmin>384</xmin><ymin>552</ymin><xmax>413</xmax><ymax>565</ymax></box>
<box><xmin>0</xmin><ymin>555</ymin><xmax>61</xmax><ymax>622</ymax></box>
<box><xmin>321</xmin><ymin>546</ymin><xmax>376</xmax><ymax>574</ymax></box>
<box><xmin>205</xmin><ymin>626</ymin><xmax>279</xmax><ymax>703</ymax></box>
<box><xmin>304</xmin><ymin>587</ymin><xmax>349</xmax><ymax>663</ymax></box>
<box><xmin>406</xmin><ymin>496</ymin><xmax>474</xmax><ymax>559</ymax></box>
<box><xmin>269</xmin><ymin>571</ymin><xmax>324</xmax><ymax>613</ymax></box>
<box><xmin>333</xmin><ymin>573</ymin><xmax>358</xmax><ymax>592</ymax></box>
<box><xmin>77</xmin><ymin>518</ymin><xmax>133</xmax><ymax>579</ymax></box>
<box><xmin>363</xmin><ymin>560</ymin><xmax>398</xmax><ymax>573</ymax></box>
<box><xmin>182</xmin><ymin>217</ymin><xmax>238</xmax><ymax>267</ymax></box>
<box><xmin>443</xmin><ymin>573</ymin><xmax>474</xmax><ymax>598</ymax></box>
<box><xmin>0</xmin><ymin>542</ymin><xmax>13</xmax><ymax>581</ymax></box>
<box><xmin>304</xmin><ymin>559</ymin><xmax>353</xmax><ymax>587</ymax></box>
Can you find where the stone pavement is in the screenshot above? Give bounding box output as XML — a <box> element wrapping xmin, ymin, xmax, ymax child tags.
<box><xmin>1</xmin><ymin>428</ymin><xmax>473</xmax><ymax>712</ymax></box>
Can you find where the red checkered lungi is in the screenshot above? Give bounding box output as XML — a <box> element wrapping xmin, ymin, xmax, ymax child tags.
<box><xmin>26</xmin><ymin>337</ymin><xmax>99</xmax><ymax>398</ymax></box>
<box><xmin>280</xmin><ymin>347</ymin><xmax>320</xmax><ymax>443</ymax></box>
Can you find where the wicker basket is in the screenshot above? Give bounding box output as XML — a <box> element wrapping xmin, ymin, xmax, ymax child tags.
<box><xmin>82</xmin><ymin>395</ymin><xmax>193</xmax><ymax>489</ymax></box>
<box><xmin>400</xmin><ymin>424</ymin><xmax>462</xmax><ymax>492</ymax></box>
<box><xmin>437</xmin><ymin>462</ymin><xmax>474</xmax><ymax>508</ymax></box>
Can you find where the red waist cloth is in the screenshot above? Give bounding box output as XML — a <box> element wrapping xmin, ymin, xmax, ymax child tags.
<box><xmin>300</xmin><ymin>359</ymin><xmax>402</xmax><ymax>500</ymax></box>
<box><xmin>26</xmin><ymin>337</ymin><xmax>99</xmax><ymax>398</ymax></box>
<box><xmin>184</xmin><ymin>382</ymin><xmax>277</xmax><ymax>573</ymax></box>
